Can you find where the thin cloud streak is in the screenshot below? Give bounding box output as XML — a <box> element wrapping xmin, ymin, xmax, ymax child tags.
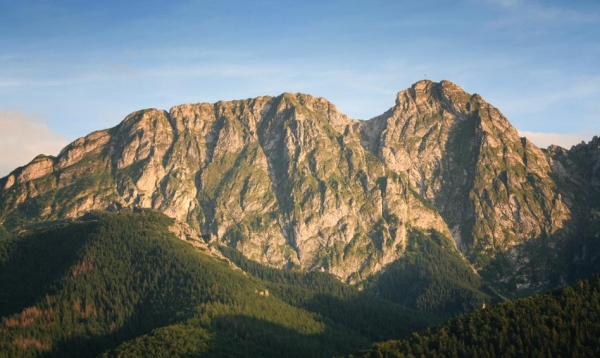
<box><xmin>481</xmin><ymin>0</ymin><xmax>600</xmax><ymax>27</ymax></box>
<box><xmin>490</xmin><ymin>76</ymin><xmax>600</xmax><ymax>115</ymax></box>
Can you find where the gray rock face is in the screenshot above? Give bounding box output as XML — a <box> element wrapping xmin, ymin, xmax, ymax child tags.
<box><xmin>362</xmin><ymin>81</ymin><xmax>573</xmax><ymax>294</ymax></box>
<box><xmin>0</xmin><ymin>80</ymin><xmax>595</xmax><ymax>294</ymax></box>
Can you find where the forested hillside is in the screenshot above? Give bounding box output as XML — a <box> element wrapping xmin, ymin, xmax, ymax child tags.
<box><xmin>364</xmin><ymin>229</ymin><xmax>494</xmax><ymax>318</ymax></box>
<box><xmin>220</xmin><ymin>228</ymin><xmax>494</xmax><ymax>320</ymax></box>
<box><xmin>355</xmin><ymin>275</ymin><xmax>600</xmax><ymax>358</ymax></box>
<box><xmin>0</xmin><ymin>211</ymin><xmax>434</xmax><ymax>357</ymax></box>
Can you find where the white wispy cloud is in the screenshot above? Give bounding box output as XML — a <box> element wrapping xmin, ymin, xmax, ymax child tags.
<box><xmin>483</xmin><ymin>0</ymin><xmax>521</xmax><ymax>8</ymax></box>
<box><xmin>481</xmin><ymin>0</ymin><xmax>600</xmax><ymax>27</ymax></box>
<box><xmin>0</xmin><ymin>110</ymin><xmax>68</xmax><ymax>177</ymax></box>
<box><xmin>518</xmin><ymin>130</ymin><xmax>590</xmax><ymax>149</ymax></box>
<box><xmin>0</xmin><ymin>46</ymin><xmax>264</xmax><ymax>88</ymax></box>
<box><xmin>496</xmin><ymin>76</ymin><xmax>600</xmax><ymax>115</ymax></box>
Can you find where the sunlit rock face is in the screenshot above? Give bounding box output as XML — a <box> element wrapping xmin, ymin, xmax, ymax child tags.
<box><xmin>2</xmin><ymin>80</ymin><xmax>593</xmax><ymax>294</ymax></box>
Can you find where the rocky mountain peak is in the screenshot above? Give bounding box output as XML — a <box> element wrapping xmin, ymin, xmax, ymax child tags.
<box><xmin>360</xmin><ymin>80</ymin><xmax>574</xmax><ymax>292</ymax></box>
<box><xmin>0</xmin><ymin>80</ymin><xmax>596</xmax><ymax>295</ymax></box>
<box><xmin>393</xmin><ymin>79</ymin><xmax>474</xmax><ymax>116</ymax></box>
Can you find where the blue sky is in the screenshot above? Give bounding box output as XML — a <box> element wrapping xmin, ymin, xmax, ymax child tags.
<box><xmin>1</xmin><ymin>0</ymin><xmax>599</xmax><ymax>176</ymax></box>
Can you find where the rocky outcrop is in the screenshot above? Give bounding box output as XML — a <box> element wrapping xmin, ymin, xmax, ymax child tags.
<box><xmin>0</xmin><ymin>92</ymin><xmax>449</xmax><ymax>282</ymax></box>
<box><xmin>545</xmin><ymin>136</ymin><xmax>600</xmax><ymax>283</ymax></box>
<box><xmin>0</xmin><ymin>80</ymin><xmax>595</xmax><ymax>293</ymax></box>
<box><xmin>359</xmin><ymin>80</ymin><xmax>574</xmax><ymax>294</ymax></box>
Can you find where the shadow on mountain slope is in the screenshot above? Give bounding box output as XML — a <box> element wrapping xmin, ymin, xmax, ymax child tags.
<box><xmin>0</xmin><ymin>223</ymin><xmax>89</xmax><ymax>318</ymax></box>
<box><xmin>481</xmin><ymin>222</ymin><xmax>600</xmax><ymax>299</ymax></box>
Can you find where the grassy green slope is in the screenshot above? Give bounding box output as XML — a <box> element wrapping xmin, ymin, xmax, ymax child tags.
<box><xmin>0</xmin><ymin>211</ymin><xmax>436</xmax><ymax>358</ymax></box>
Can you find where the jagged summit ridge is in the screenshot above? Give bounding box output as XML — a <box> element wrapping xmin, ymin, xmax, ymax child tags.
<box><xmin>1</xmin><ymin>80</ymin><xmax>596</xmax><ymax>294</ymax></box>
<box><xmin>1</xmin><ymin>89</ymin><xmax>447</xmax><ymax>282</ymax></box>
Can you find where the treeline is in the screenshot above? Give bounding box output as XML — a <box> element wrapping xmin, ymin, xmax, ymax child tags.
<box><xmin>356</xmin><ymin>275</ymin><xmax>600</xmax><ymax>358</ymax></box>
<box><xmin>221</xmin><ymin>228</ymin><xmax>493</xmax><ymax>322</ymax></box>
<box><xmin>218</xmin><ymin>245</ymin><xmax>356</xmax><ymax>298</ymax></box>
<box><xmin>219</xmin><ymin>246</ymin><xmax>438</xmax><ymax>342</ymax></box>
<box><xmin>365</xmin><ymin>229</ymin><xmax>494</xmax><ymax>318</ymax></box>
<box><xmin>0</xmin><ymin>211</ymin><xmax>434</xmax><ymax>357</ymax></box>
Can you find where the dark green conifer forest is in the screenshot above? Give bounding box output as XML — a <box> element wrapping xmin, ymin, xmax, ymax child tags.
<box><xmin>363</xmin><ymin>229</ymin><xmax>494</xmax><ymax>318</ymax></box>
<box><xmin>1</xmin><ymin>211</ymin><xmax>599</xmax><ymax>357</ymax></box>
<box><xmin>355</xmin><ymin>275</ymin><xmax>600</xmax><ymax>358</ymax></box>
<box><xmin>0</xmin><ymin>211</ymin><xmax>433</xmax><ymax>357</ymax></box>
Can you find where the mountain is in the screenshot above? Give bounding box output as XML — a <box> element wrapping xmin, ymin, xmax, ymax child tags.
<box><xmin>1</xmin><ymin>80</ymin><xmax>599</xmax><ymax>298</ymax></box>
<box><xmin>355</xmin><ymin>275</ymin><xmax>600</xmax><ymax>358</ymax></box>
<box><xmin>0</xmin><ymin>211</ymin><xmax>435</xmax><ymax>357</ymax></box>
<box><xmin>546</xmin><ymin>137</ymin><xmax>600</xmax><ymax>281</ymax></box>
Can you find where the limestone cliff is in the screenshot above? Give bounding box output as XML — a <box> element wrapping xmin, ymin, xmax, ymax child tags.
<box><xmin>0</xmin><ymin>80</ymin><xmax>595</xmax><ymax>294</ymax></box>
<box><xmin>0</xmin><ymin>92</ymin><xmax>448</xmax><ymax>283</ymax></box>
<box><xmin>362</xmin><ymin>80</ymin><xmax>572</xmax><ymax>294</ymax></box>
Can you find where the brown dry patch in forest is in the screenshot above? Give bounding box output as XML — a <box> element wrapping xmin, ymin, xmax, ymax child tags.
<box><xmin>71</xmin><ymin>259</ymin><xmax>94</xmax><ymax>278</ymax></box>
<box><xmin>4</xmin><ymin>306</ymin><xmax>54</xmax><ymax>329</ymax></box>
<box><xmin>74</xmin><ymin>298</ymin><xmax>96</xmax><ymax>319</ymax></box>
<box><xmin>12</xmin><ymin>337</ymin><xmax>50</xmax><ymax>351</ymax></box>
